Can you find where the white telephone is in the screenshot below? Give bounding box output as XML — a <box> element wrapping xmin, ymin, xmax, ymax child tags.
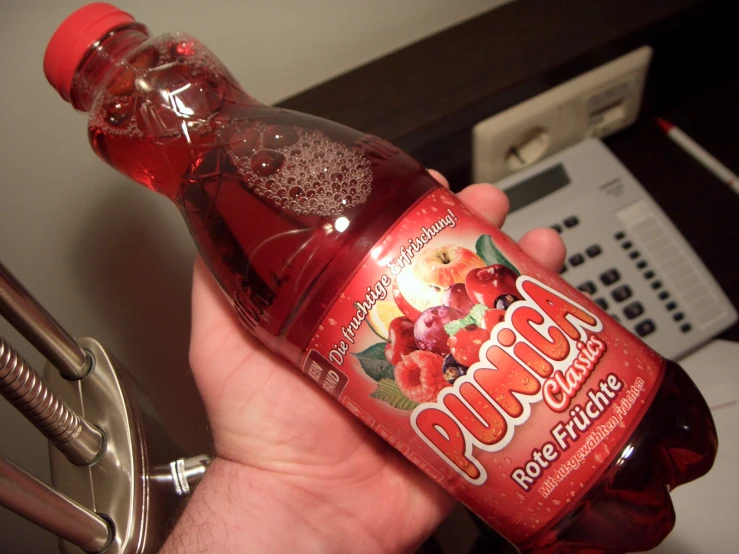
<box><xmin>495</xmin><ymin>138</ymin><xmax>737</xmax><ymax>360</ymax></box>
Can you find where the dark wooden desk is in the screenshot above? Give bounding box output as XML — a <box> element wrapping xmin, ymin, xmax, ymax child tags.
<box><xmin>605</xmin><ymin>78</ymin><xmax>739</xmax><ymax>342</ymax></box>
<box><xmin>279</xmin><ymin>0</ymin><xmax>739</xmax><ymax>345</ymax></box>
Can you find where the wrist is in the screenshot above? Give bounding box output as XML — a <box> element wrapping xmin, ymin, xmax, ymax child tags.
<box><xmin>159</xmin><ymin>457</ymin><xmax>388</xmax><ymax>554</ymax></box>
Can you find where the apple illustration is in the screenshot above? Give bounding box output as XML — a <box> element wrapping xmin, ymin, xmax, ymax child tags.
<box><xmin>413</xmin><ymin>245</ymin><xmax>485</xmax><ymax>288</ymax></box>
<box><xmin>392</xmin><ymin>270</ymin><xmax>445</xmax><ymax>323</ymax></box>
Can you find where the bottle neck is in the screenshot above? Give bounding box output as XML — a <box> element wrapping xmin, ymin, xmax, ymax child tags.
<box><xmin>70</xmin><ymin>23</ymin><xmax>151</xmax><ymax>112</ymax></box>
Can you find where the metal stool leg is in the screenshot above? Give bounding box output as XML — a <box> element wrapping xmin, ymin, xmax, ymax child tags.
<box><xmin>0</xmin><ymin>261</ymin><xmax>90</xmax><ymax>380</ymax></box>
<box><xmin>0</xmin><ymin>335</ymin><xmax>104</xmax><ymax>465</ymax></box>
<box><xmin>0</xmin><ymin>454</ymin><xmax>112</xmax><ymax>552</ymax></box>
<box><xmin>0</xmin><ymin>259</ymin><xmax>212</xmax><ymax>553</ymax></box>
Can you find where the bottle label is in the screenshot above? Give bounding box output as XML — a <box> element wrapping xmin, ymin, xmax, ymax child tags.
<box><xmin>301</xmin><ymin>187</ymin><xmax>664</xmax><ymax>544</ymax></box>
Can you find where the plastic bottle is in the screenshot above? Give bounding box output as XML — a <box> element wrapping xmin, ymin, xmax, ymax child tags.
<box><xmin>44</xmin><ymin>4</ymin><xmax>717</xmax><ymax>552</ymax></box>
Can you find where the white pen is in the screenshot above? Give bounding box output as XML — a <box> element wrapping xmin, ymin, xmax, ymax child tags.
<box><xmin>656</xmin><ymin>117</ymin><xmax>739</xmax><ymax>194</ymax></box>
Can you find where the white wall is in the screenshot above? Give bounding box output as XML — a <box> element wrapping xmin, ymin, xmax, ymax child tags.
<box><xmin>0</xmin><ymin>1</ymin><xmax>512</xmax><ymax>551</ymax></box>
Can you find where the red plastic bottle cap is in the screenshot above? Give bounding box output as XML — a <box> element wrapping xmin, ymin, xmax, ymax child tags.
<box><xmin>44</xmin><ymin>2</ymin><xmax>135</xmax><ymax>102</ymax></box>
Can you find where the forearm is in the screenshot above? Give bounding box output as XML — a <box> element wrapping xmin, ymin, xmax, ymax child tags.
<box><xmin>159</xmin><ymin>458</ymin><xmax>375</xmax><ymax>554</ymax></box>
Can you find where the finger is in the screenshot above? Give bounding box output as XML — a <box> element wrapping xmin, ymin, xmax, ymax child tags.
<box><xmin>519</xmin><ymin>228</ymin><xmax>567</xmax><ymax>272</ymax></box>
<box><xmin>428</xmin><ymin>169</ymin><xmax>449</xmax><ymax>188</ymax></box>
<box><xmin>457</xmin><ymin>183</ymin><xmax>510</xmax><ymax>228</ymax></box>
<box><xmin>427</xmin><ymin>169</ymin><xmax>509</xmax><ymax>227</ymax></box>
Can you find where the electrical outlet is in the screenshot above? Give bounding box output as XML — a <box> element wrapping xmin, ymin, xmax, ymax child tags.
<box><xmin>472</xmin><ymin>46</ymin><xmax>652</xmax><ymax>183</ymax></box>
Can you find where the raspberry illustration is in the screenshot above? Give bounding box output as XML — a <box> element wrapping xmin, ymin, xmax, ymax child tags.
<box><xmin>394</xmin><ymin>350</ymin><xmax>449</xmax><ymax>402</ymax></box>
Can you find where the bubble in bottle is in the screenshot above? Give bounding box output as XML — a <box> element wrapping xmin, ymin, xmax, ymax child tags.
<box><xmin>224</xmin><ymin>124</ymin><xmax>372</xmax><ymax>216</ymax></box>
<box><xmin>103</xmin><ymin>96</ymin><xmax>134</xmax><ymax>127</ymax></box>
<box><xmin>223</xmin><ymin>125</ymin><xmax>261</xmax><ymax>157</ymax></box>
<box><xmin>263</xmin><ymin>125</ymin><xmax>299</xmax><ymax>149</ymax></box>
<box><xmin>250</xmin><ymin>150</ymin><xmax>285</xmax><ymax>177</ymax></box>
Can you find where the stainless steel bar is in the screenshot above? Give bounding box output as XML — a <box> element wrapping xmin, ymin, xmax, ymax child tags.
<box><xmin>0</xmin><ymin>335</ymin><xmax>104</xmax><ymax>465</ymax></box>
<box><xmin>0</xmin><ymin>454</ymin><xmax>112</xmax><ymax>552</ymax></box>
<box><xmin>0</xmin><ymin>261</ymin><xmax>90</xmax><ymax>379</ymax></box>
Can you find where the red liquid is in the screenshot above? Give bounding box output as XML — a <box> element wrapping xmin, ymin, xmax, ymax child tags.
<box><xmin>85</xmin><ymin>33</ymin><xmax>717</xmax><ymax>553</ymax></box>
<box><xmin>519</xmin><ymin>359</ymin><xmax>716</xmax><ymax>553</ymax></box>
<box><xmin>88</xmin><ymin>35</ymin><xmax>438</xmax><ymax>361</ymax></box>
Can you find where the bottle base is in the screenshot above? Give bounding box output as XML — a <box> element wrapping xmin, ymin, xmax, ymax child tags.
<box><xmin>516</xmin><ymin>359</ymin><xmax>717</xmax><ymax>554</ymax></box>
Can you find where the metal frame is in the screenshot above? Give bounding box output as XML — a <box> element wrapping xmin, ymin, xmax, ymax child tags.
<box><xmin>0</xmin><ymin>260</ymin><xmax>211</xmax><ymax>553</ymax></box>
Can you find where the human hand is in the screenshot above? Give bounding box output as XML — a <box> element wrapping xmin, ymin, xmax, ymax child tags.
<box><xmin>160</xmin><ymin>173</ymin><xmax>566</xmax><ymax>554</ymax></box>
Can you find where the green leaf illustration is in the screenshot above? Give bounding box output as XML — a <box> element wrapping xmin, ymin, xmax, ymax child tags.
<box><xmin>469</xmin><ymin>303</ymin><xmax>488</xmax><ymax>324</ymax></box>
<box><xmin>444</xmin><ymin>304</ymin><xmax>488</xmax><ymax>337</ymax></box>
<box><xmin>475</xmin><ymin>234</ymin><xmax>519</xmax><ymax>274</ymax></box>
<box><xmin>371</xmin><ymin>378</ymin><xmax>420</xmax><ymax>410</ymax></box>
<box><xmin>352</xmin><ymin>342</ymin><xmax>395</xmax><ymax>382</ymax></box>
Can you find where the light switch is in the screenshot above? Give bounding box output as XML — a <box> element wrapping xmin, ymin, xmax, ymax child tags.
<box><xmin>473</xmin><ymin>47</ymin><xmax>652</xmax><ymax>183</ymax></box>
